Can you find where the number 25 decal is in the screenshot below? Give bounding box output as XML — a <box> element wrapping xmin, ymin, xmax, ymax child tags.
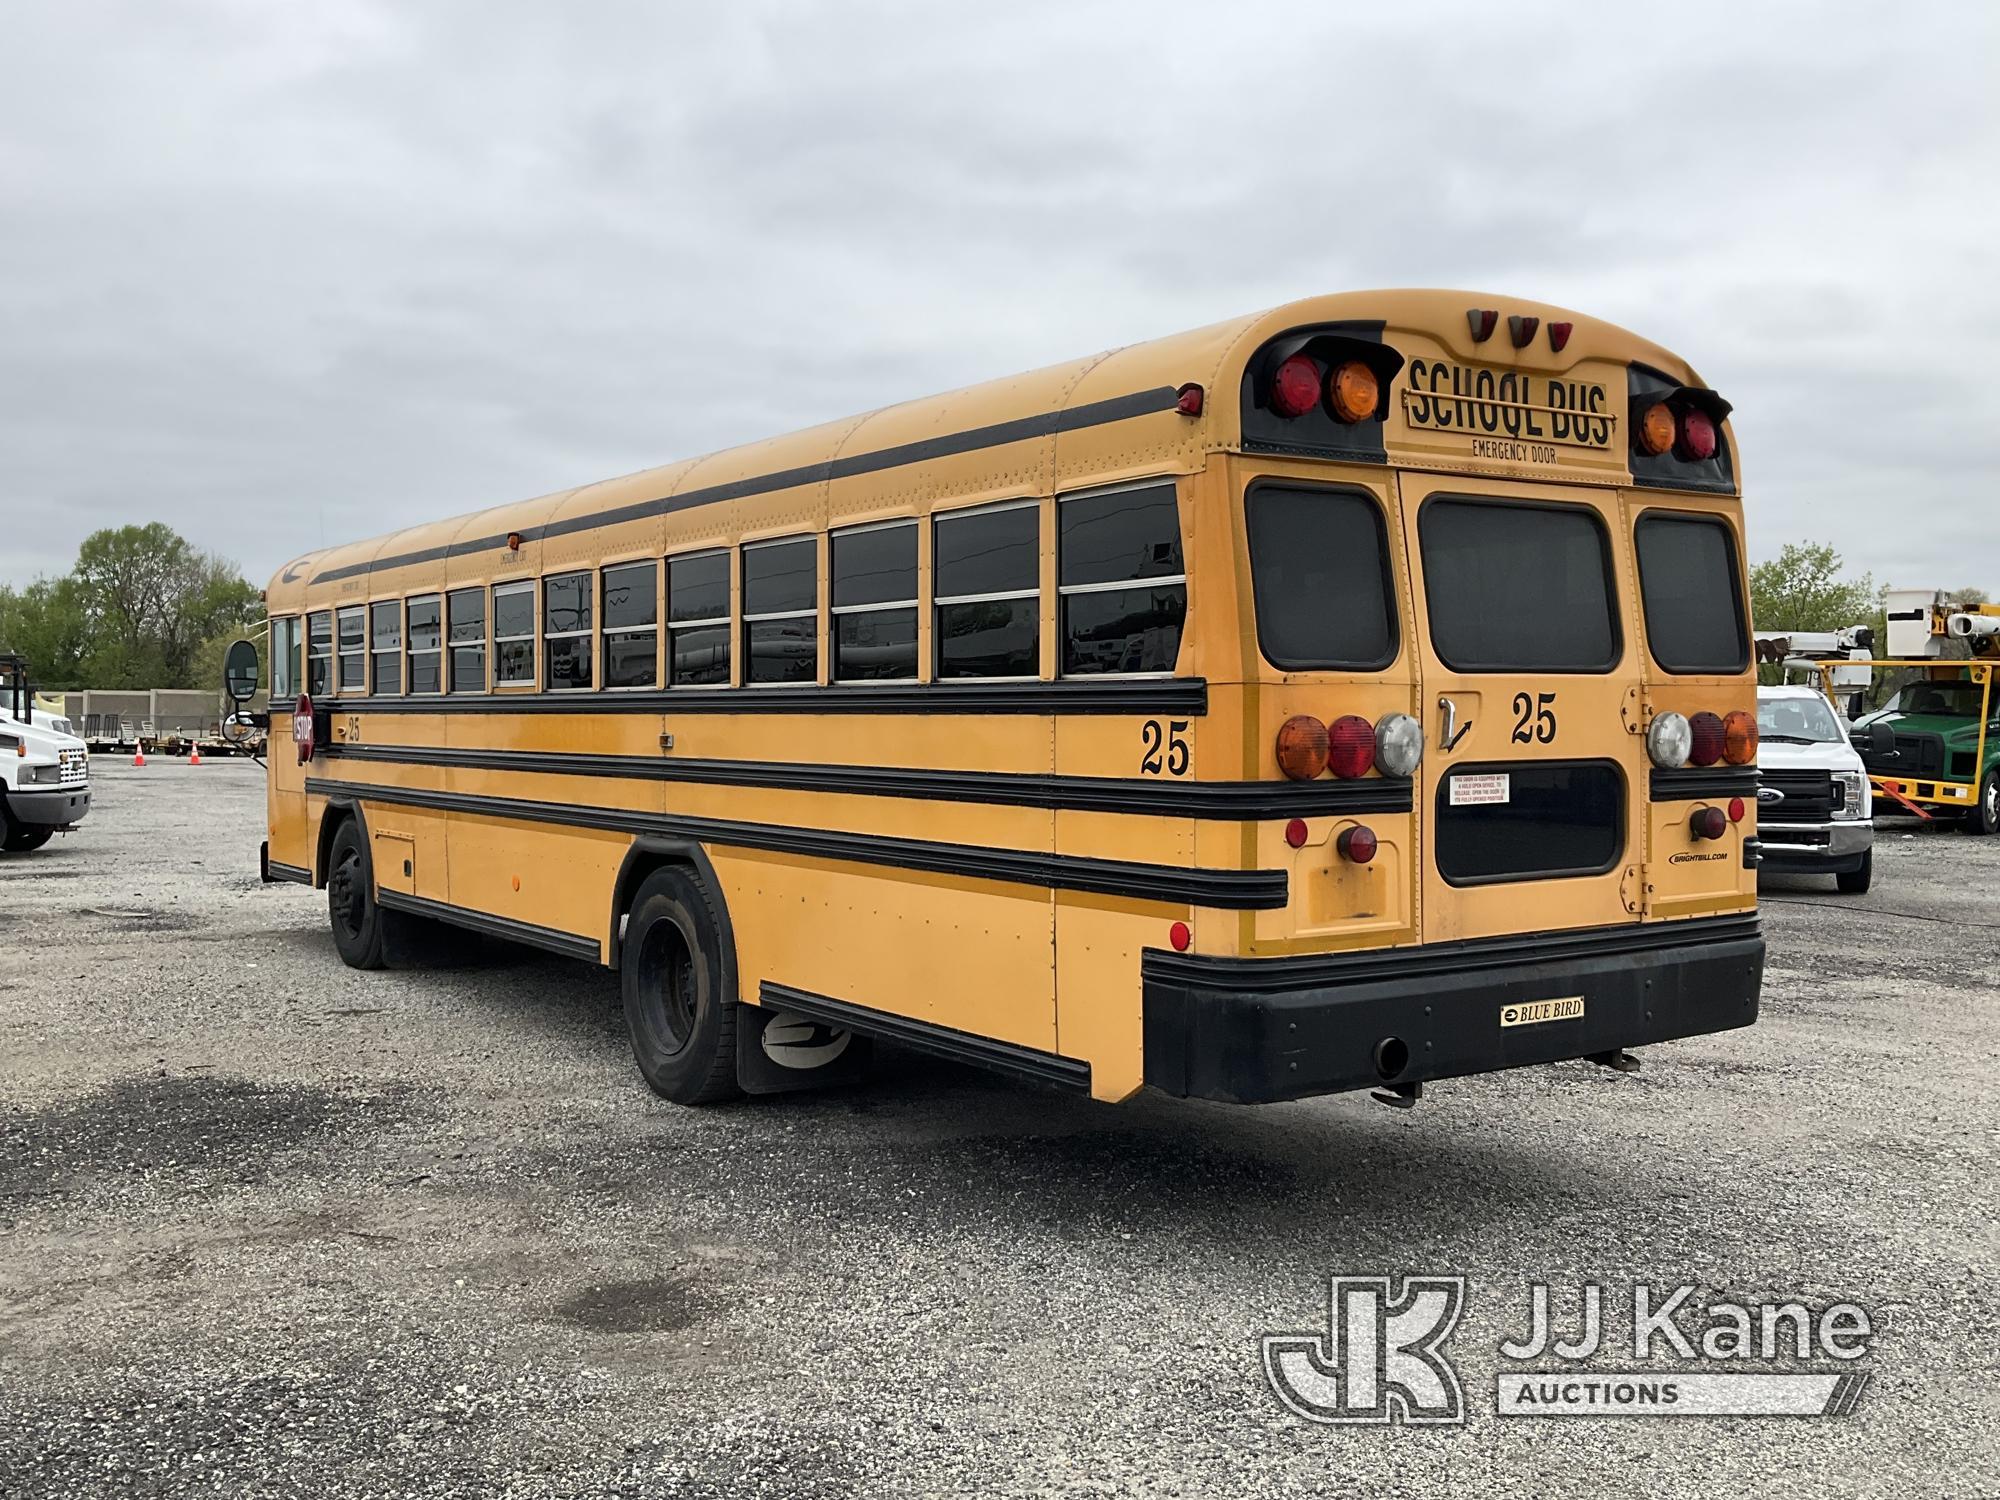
<box><xmin>1510</xmin><ymin>692</ymin><xmax>1557</xmax><ymax>745</ymax></box>
<box><xmin>1140</xmin><ymin>719</ymin><xmax>1191</xmax><ymax>775</ymax></box>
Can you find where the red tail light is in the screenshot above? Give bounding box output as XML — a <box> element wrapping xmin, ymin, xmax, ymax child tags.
<box><xmin>1687</xmin><ymin>711</ymin><xmax>1726</xmax><ymax>767</ymax></box>
<box><xmin>1338</xmin><ymin>825</ymin><xmax>1378</xmax><ymax>863</ymax></box>
<box><xmin>1326</xmin><ymin>715</ymin><xmax>1375</xmax><ymax>779</ymax></box>
<box><xmin>1269</xmin><ymin>355</ymin><xmax>1321</xmax><ymax>418</ymax></box>
<box><xmin>1677</xmin><ymin>407</ymin><xmax>1718</xmax><ymax>461</ymax></box>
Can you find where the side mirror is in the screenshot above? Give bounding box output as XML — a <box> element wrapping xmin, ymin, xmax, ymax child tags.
<box><xmin>1866</xmin><ymin>722</ymin><xmax>1896</xmax><ymax>757</ymax></box>
<box><xmin>224</xmin><ymin>639</ymin><xmax>260</xmax><ymax>706</ymax></box>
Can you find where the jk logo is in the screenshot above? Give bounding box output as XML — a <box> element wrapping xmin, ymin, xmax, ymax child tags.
<box><xmin>1263</xmin><ymin>1275</ymin><xmax>1467</xmax><ymax>1425</ymax></box>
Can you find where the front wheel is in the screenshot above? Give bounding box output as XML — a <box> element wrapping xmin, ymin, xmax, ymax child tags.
<box><xmin>1</xmin><ymin>813</ymin><xmax>53</xmax><ymax>853</ymax></box>
<box><xmin>1835</xmin><ymin>849</ymin><xmax>1873</xmax><ymax>894</ymax></box>
<box><xmin>619</xmin><ymin>866</ymin><xmax>739</xmax><ymax>1105</ymax></box>
<box><xmin>327</xmin><ymin>818</ymin><xmax>391</xmax><ymax>969</ymax></box>
<box><xmin>1967</xmin><ymin>771</ymin><xmax>2000</xmax><ymax>837</ymax></box>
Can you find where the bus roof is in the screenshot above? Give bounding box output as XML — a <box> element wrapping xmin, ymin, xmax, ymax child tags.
<box><xmin>268</xmin><ymin>289</ymin><xmax>1714</xmax><ymax>611</ymax></box>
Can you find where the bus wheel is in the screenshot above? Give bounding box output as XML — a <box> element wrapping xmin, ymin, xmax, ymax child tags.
<box><xmin>327</xmin><ymin>819</ymin><xmax>391</xmax><ymax>969</ymax></box>
<box><xmin>1968</xmin><ymin>772</ymin><xmax>2000</xmax><ymax>837</ymax></box>
<box><xmin>620</xmin><ymin>867</ymin><xmax>740</xmax><ymax>1105</ymax></box>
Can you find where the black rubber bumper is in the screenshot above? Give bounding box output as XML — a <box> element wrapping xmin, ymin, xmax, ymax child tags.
<box><xmin>1142</xmin><ymin>914</ymin><xmax>1764</xmax><ymax>1104</ymax></box>
<box><xmin>5</xmin><ymin>785</ymin><xmax>90</xmax><ymax>829</ymax></box>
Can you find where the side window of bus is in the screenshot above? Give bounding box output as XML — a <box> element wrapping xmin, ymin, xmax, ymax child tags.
<box><xmin>407</xmin><ymin>595</ymin><xmax>443</xmax><ymax>694</ymax></box>
<box><xmin>543</xmin><ymin>571</ymin><xmax>592</xmax><ymax>690</ymax></box>
<box><xmin>335</xmin><ymin>606</ymin><xmax>366</xmax><ymax>693</ymax></box>
<box><xmin>832</xmin><ymin>520</ymin><xmax>917</xmax><ymax>682</ymax></box>
<box><xmin>370</xmin><ymin>600</ymin><xmax>402</xmax><ymax>694</ymax></box>
<box><xmin>935</xmin><ymin>502</ymin><xmax>1039</xmax><ymax>680</ymax></box>
<box><xmin>1245</xmin><ymin>483</ymin><xmax>1398</xmax><ymax>670</ymax></box>
<box><xmin>743</xmin><ymin>536</ymin><xmax>817</xmax><ymax>685</ymax></box>
<box><xmin>1418</xmin><ymin>498</ymin><xmax>1619</xmax><ymax>672</ymax></box>
<box><xmin>1633</xmin><ymin>513</ymin><xmax>1749</xmax><ymax>674</ymax></box>
<box><xmin>1058</xmin><ymin>481</ymin><xmax>1186</xmax><ymax>676</ymax></box>
<box><xmin>667</xmin><ymin>551</ymin><xmax>729</xmax><ymax>687</ymax></box>
<box><xmin>602</xmin><ymin>560</ymin><xmax>658</xmax><ymax>689</ymax></box>
<box><xmin>448</xmin><ymin>588</ymin><xmax>486</xmax><ymax>692</ymax></box>
<box><xmin>269</xmin><ymin>617</ymin><xmax>300</xmax><ymax>701</ymax></box>
<box><xmin>492</xmin><ymin>582</ymin><xmax>536</xmax><ymax>687</ymax></box>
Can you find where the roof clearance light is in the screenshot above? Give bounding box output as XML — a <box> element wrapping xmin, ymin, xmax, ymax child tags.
<box><xmin>1327</xmin><ymin>360</ymin><xmax>1379</xmax><ymax>423</ymax></box>
<box><xmin>1175</xmin><ymin>382</ymin><xmax>1204</xmax><ymax>416</ymax></box>
<box><xmin>1637</xmin><ymin>402</ymin><xmax>1676</xmax><ymax>456</ymax></box>
<box><xmin>1509</xmin><ymin>314</ymin><xmax>1540</xmax><ymax>349</ymax></box>
<box><xmin>1547</xmin><ymin>321</ymin><xmax>1573</xmax><ymax>353</ymax></box>
<box><xmin>1646</xmin><ymin>711</ymin><xmax>1692</xmax><ymax>769</ymax></box>
<box><xmin>1722</xmin><ymin>709</ymin><xmax>1759</xmax><ymax>765</ymax></box>
<box><xmin>1270</xmin><ymin>355</ymin><xmax>1322</xmax><ymax>418</ymax></box>
<box><xmin>1373</xmin><ymin>713</ymin><xmax>1423</xmax><ymax>778</ymax></box>
<box><xmin>1677</xmin><ymin>407</ymin><xmax>1719</xmax><ymax>462</ymax></box>
<box><xmin>1466</xmin><ymin>309</ymin><xmax>1499</xmax><ymax>343</ymax></box>
<box><xmin>1326</xmin><ymin>715</ymin><xmax>1376</xmax><ymax>779</ymax></box>
<box><xmin>1687</xmin><ymin>711</ymin><xmax>1727</xmax><ymax>767</ymax></box>
<box><xmin>1275</xmin><ymin>715</ymin><xmax>1330</xmax><ymax>781</ymax></box>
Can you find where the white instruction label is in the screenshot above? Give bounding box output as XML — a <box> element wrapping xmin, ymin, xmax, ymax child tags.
<box><xmin>1450</xmin><ymin>772</ymin><xmax>1511</xmax><ymax>806</ymax></box>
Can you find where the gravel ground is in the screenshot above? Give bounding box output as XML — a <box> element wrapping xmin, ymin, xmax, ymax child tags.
<box><xmin>1</xmin><ymin>759</ymin><xmax>1994</xmax><ymax>1498</ymax></box>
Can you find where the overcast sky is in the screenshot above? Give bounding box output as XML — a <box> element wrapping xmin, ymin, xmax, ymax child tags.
<box><xmin>3</xmin><ymin>2</ymin><xmax>1995</xmax><ymax>596</ymax></box>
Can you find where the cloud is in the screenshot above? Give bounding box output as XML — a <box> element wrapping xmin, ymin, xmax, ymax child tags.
<box><xmin>2</xmin><ymin>0</ymin><xmax>1996</xmax><ymax>593</ymax></box>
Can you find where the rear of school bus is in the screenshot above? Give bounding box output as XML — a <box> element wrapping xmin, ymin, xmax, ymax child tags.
<box><xmin>1142</xmin><ymin>290</ymin><xmax>1763</xmax><ymax>1104</ymax></box>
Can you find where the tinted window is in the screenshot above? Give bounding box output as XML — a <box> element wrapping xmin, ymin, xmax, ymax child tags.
<box><xmin>1059</xmin><ymin>484</ymin><xmax>1182</xmax><ymax>588</ymax></box>
<box><xmin>407</xmin><ymin>596</ymin><xmax>442</xmax><ymax>695</ymax></box>
<box><xmin>602</xmin><ymin>561</ymin><xmax>657</xmax><ymax>630</ymax></box>
<box><xmin>1419</xmin><ymin>499</ymin><xmax>1618</xmax><ymax>672</ymax></box>
<box><xmin>669</xmin><ymin>625</ymin><xmax>729</xmax><ymax>685</ymax></box>
<box><xmin>1059</xmin><ymin>483</ymin><xmax>1185</xmax><ymax>676</ymax></box>
<box><xmin>743</xmin><ymin>538</ymin><xmax>816</xmax><ymax>616</ymax></box>
<box><xmin>541</xmin><ymin>571</ymin><xmax>590</xmax><ymax>690</ymax></box>
<box><xmin>835</xmin><ymin>608</ymin><xmax>917</xmax><ymax>681</ymax></box>
<box><xmin>669</xmin><ymin>552</ymin><xmax>729</xmax><ymax>623</ymax></box>
<box><xmin>1634</xmin><ymin>513</ymin><xmax>1749</xmax><ymax>674</ymax></box>
<box><xmin>746</xmin><ymin>617</ymin><xmax>816</xmax><ymax>683</ymax></box>
<box><xmin>370</xmin><ymin>601</ymin><xmax>402</xmax><ymax>695</ymax></box>
<box><xmin>448</xmin><ymin>588</ymin><xmax>485</xmax><ymax>692</ymax></box>
<box><xmin>1246</xmin><ymin>484</ymin><xmax>1396</xmax><ymax>670</ymax></box>
<box><xmin>939</xmin><ymin>598</ymin><xmax>1038</xmax><ymax>679</ymax></box>
<box><xmin>832</xmin><ymin>523</ymin><xmax>916</xmax><ymax>609</ymax></box>
<box><xmin>1436</xmin><ymin>761</ymin><xmax>1625</xmax><ymax>884</ymax></box>
<box><xmin>937</xmin><ymin>504</ymin><xmax>1038</xmax><ymax>598</ymax></box>
<box><xmin>306</xmin><ymin>611</ymin><xmax>332</xmax><ymax>695</ymax></box>
<box><xmin>336</xmin><ymin>607</ymin><xmax>365</xmax><ymax>690</ymax></box>
<box><xmin>493</xmin><ymin>584</ymin><xmax>534</xmax><ymax>685</ymax></box>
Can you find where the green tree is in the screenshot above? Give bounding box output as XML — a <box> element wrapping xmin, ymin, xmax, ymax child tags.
<box><xmin>1748</xmin><ymin>542</ymin><xmax>1877</xmax><ymax>636</ymax></box>
<box><xmin>0</xmin><ymin>576</ymin><xmax>89</xmax><ymax>687</ymax></box>
<box><xmin>69</xmin><ymin>524</ymin><xmax>260</xmax><ymax>688</ymax></box>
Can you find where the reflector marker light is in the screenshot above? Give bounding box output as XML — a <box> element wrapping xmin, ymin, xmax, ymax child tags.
<box><xmin>1284</xmin><ymin>818</ymin><xmax>1308</xmax><ymax>849</ymax></box>
<box><xmin>1466</xmin><ymin>309</ymin><xmax>1498</xmax><ymax>343</ymax></box>
<box><xmin>1508</xmin><ymin>315</ymin><xmax>1540</xmax><ymax>349</ymax></box>
<box><xmin>1168</xmin><ymin>921</ymin><xmax>1191</xmax><ymax>952</ymax></box>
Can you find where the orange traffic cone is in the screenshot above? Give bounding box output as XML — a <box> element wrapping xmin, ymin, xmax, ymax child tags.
<box><xmin>132</xmin><ymin>747</ymin><xmax>146</xmax><ymax>767</ymax></box>
<box><xmin>189</xmin><ymin>744</ymin><xmax>202</xmax><ymax>766</ymax></box>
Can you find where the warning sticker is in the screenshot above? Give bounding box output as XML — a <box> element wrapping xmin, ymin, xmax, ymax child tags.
<box><xmin>1450</xmin><ymin>773</ymin><xmax>1511</xmax><ymax>806</ymax></box>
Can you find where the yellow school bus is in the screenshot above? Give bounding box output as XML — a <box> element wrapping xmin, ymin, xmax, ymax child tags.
<box><xmin>255</xmin><ymin>290</ymin><xmax>1763</xmax><ymax>1108</ymax></box>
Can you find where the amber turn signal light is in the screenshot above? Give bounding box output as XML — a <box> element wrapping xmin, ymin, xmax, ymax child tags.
<box><xmin>1276</xmin><ymin>715</ymin><xmax>1329</xmax><ymax>780</ymax></box>
<box><xmin>1327</xmin><ymin>360</ymin><xmax>1379</xmax><ymax>424</ymax></box>
<box><xmin>1637</xmin><ymin>401</ymin><xmax>1676</xmax><ymax>456</ymax></box>
<box><xmin>1722</xmin><ymin>709</ymin><xmax>1758</xmax><ymax>764</ymax></box>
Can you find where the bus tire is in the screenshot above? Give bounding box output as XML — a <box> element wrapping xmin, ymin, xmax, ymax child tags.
<box><xmin>619</xmin><ymin>866</ymin><xmax>740</xmax><ymax>1105</ymax></box>
<box><xmin>326</xmin><ymin>817</ymin><xmax>392</xmax><ymax>970</ymax></box>
<box><xmin>1967</xmin><ymin>771</ymin><xmax>2000</xmax><ymax>837</ymax></box>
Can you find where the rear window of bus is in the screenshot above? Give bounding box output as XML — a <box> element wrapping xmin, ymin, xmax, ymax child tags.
<box><xmin>1633</xmin><ymin>513</ymin><xmax>1749</xmax><ymax>674</ymax></box>
<box><xmin>1245</xmin><ymin>483</ymin><xmax>1396</xmax><ymax>670</ymax></box>
<box><xmin>1419</xmin><ymin>498</ymin><xmax>1619</xmax><ymax>672</ymax></box>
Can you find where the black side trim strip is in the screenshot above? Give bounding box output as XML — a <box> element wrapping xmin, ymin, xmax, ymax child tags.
<box><xmin>761</xmin><ymin>981</ymin><xmax>1090</xmax><ymax>1092</ymax></box>
<box><xmin>321</xmin><ymin>742</ymin><xmax>1412</xmax><ymax>819</ymax></box>
<box><xmin>1650</xmin><ymin>767</ymin><xmax>1759</xmax><ymax>800</ymax></box>
<box><xmin>1140</xmin><ymin>912</ymin><xmax>1762</xmax><ymax>993</ymax></box>
<box><xmin>266</xmin><ymin>860</ymin><xmax>311</xmax><ymax>886</ymax></box>
<box><xmin>375</xmin><ymin>889</ymin><xmax>602</xmax><ymax>963</ymax></box>
<box><xmin>312</xmin><ymin>387</ymin><xmax>1183</xmax><ymax>584</ymax></box>
<box><xmin>303</xmin><ymin>777</ymin><xmax>1287</xmax><ymax>910</ymax></box>
<box><xmin>319</xmin><ymin>677</ymin><xmax>1208</xmax><ymax>717</ymax></box>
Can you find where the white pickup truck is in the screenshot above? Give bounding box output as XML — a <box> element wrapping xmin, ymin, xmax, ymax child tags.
<box><xmin>0</xmin><ymin>655</ymin><xmax>91</xmax><ymax>853</ymax></box>
<box><xmin>1755</xmin><ymin>684</ymin><xmax>1873</xmax><ymax>893</ymax></box>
